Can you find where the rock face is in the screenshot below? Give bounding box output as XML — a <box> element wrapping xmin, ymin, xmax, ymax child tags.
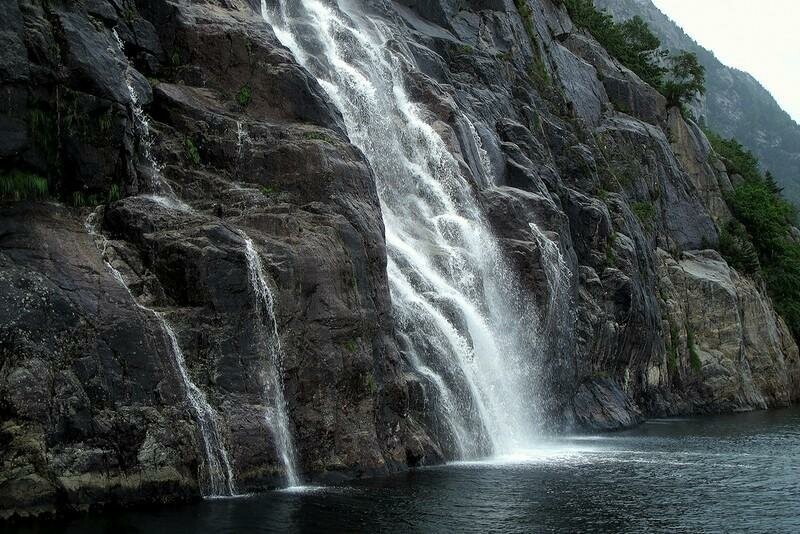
<box><xmin>654</xmin><ymin>250</ymin><xmax>800</xmax><ymax>412</ymax></box>
<box><xmin>596</xmin><ymin>0</ymin><xmax>800</xmax><ymax>208</ymax></box>
<box><xmin>1</xmin><ymin>0</ymin><xmax>798</xmax><ymax>520</ymax></box>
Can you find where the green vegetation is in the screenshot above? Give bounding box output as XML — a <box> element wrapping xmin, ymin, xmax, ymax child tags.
<box><xmin>303</xmin><ymin>131</ymin><xmax>335</xmax><ymax>144</ymax></box>
<box><xmin>707</xmin><ymin>131</ymin><xmax>800</xmax><ymax>339</ymax></box>
<box><xmin>718</xmin><ymin>220</ymin><xmax>760</xmax><ymax>274</ymax></box>
<box><xmin>362</xmin><ymin>373</ymin><xmax>377</xmax><ymax>395</ymax></box>
<box><xmin>98</xmin><ymin>109</ymin><xmax>114</xmax><ymax>135</ymax></box>
<box><xmin>236</xmin><ymin>85</ymin><xmax>252</xmax><ymax>108</ymax></box>
<box><xmin>0</xmin><ymin>171</ymin><xmax>49</xmax><ymax>201</ymax></box>
<box><xmin>260</xmin><ymin>185</ymin><xmax>274</xmax><ymax>195</ymax></box>
<box><xmin>450</xmin><ymin>43</ymin><xmax>474</xmax><ymax>55</ymax></box>
<box><xmin>663</xmin><ymin>51</ymin><xmax>706</xmax><ymax>109</ymax></box>
<box><xmin>563</xmin><ymin>0</ymin><xmax>705</xmax><ymax>108</ymax></box>
<box><xmin>29</xmin><ymin>107</ymin><xmax>58</xmax><ymax>168</ymax></box>
<box><xmin>71</xmin><ymin>191</ymin><xmax>101</xmax><ymax>208</ymax></box>
<box><xmin>513</xmin><ymin>0</ymin><xmax>554</xmax><ymax>92</ymax></box>
<box><xmin>122</xmin><ymin>6</ymin><xmax>136</xmax><ymax>23</ymax></box>
<box><xmin>604</xmin><ymin>231</ymin><xmax>618</xmax><ymax>267</ymax></box>
<box><xmin>184</xmin><ymin>137</ymin><xmax>201</xmax><ymax>165</ymax></box>
<box><xmin>563</xmin><ymin>0</ymin><xmax>666</xmax><ymax>88</ymax></box>
<box><xmin>611</xmin><ymin>99</ymin><xmax>630</xmax><ymax>115</ymax></box>
<box><xmin>527</xmin><ymin>58</ymin><xmax>550</xmax><ymax>91</ymax></box>
<box><xmin>705</xmin><ymin>130</ymin><xmax>761</xmax><ymax>181</ymax></box>
<box><xmin>343</xmin><ymin>340</ymin><xmax>358</xmax><ymax>353</ymax></box>
<box><xmin>496</xmin><ymin>50</ymin><xmax>514</xmax><ymax>62</ymax></box>
<box><xmin>514</xmin><ymin>0</ymin><xmax>537</xmax><ymax>47</ymax></box>
<box><xmin>108</xmin><ymin>184</ymin><xmax>121</xmax><ymax>204</ymax></box>
<box><xmin>630</xmin><ymin>201</ymin><xmax>655</xmax><ymax>229</ymax></box>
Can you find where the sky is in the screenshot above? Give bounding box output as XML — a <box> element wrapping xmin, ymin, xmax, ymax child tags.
<box><xmin>652</xmin><ymin>0</ymin><xmax>800</xmax><ymax>124</ymax></box>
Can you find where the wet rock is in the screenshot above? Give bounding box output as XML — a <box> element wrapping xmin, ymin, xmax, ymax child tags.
<box><xmin>572</xmin><ymin>378</ymin><xmax>643</xmax><ymax>431</ymax></box>
<box><xmin>0</xmin><ymin>204</ymin><xmax>198</xmax><ymax>519</ymax></box>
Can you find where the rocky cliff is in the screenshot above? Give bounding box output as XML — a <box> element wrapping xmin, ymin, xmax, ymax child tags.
<box><xmin>595</xmin><ymin>0</ymin><xmax>800</xmax><ymax>208</ymax></box>
<box><xmin>1</xmin><ymin>0</ymin><xmax>798</xmax><ymax>520</ymax></box>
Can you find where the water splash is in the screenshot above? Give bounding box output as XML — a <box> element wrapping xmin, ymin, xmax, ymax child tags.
<box><xmin>86</xmin><ymin>212</ymin><xmax>237</xmax><ymax>497</ymax></box>
<box><xmin>264</xmin><ymin>1</ymin><xmax>545</xmax><ymax>457</ymax></box>
<box><xmin>241</xmin><ymin>232</ymin><xmax>300</xmax><ymax>487</ymax></box>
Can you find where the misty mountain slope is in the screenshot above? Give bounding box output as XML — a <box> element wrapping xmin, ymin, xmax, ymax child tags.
<box><xmin>595</xmin><ymin>0</ymin><xmax>800</xmax><ymax>206</ymax></box>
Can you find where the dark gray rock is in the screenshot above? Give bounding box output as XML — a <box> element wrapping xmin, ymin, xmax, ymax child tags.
<box><xmin>572</xmin><ymin>378</ymin><xmax>643</xmax><ymax>431</ymax></box>
<box><xmin>0</xmin><ymin>203</ymin><xmax>198</xmax><ymax>520</ymax></box>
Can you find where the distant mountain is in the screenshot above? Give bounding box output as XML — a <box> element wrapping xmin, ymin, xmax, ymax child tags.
<box><xmin>595</xmin><ymin>0</ymin><xmax>800</xmax><ymax>206</ymax></box>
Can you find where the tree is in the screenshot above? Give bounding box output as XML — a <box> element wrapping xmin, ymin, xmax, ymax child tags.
<box><xmin>663</xmin><ymin>51</ymin><xmax>706</xmax><ymax>108</ymax></box>
<box><xmin>708</xmin><ymin>128</ymin><xmax>800</xmax><ymax>339</ymax></box>
<box><xmin>765</xmin><ymin>171</ymin><xmax>783</xmax><ymax>195</ymax></box>
<box><xmin>616</xmin><ymin>17</ymin><xmax>667</xmax><ymax>88</ymax></box>
<box><xmin>704</xmin><ymin>129</ymin><xmax>761</xmax><ymax>180</ymax></box>
<box><xmin>563</xmin><ymin>1</ymin><xmax>665</xmax><ymax>88</ymax></box>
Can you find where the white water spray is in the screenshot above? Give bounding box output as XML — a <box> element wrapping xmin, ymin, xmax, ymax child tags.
<box><xmin>86</xmin><ymin>212</ymin><xmax>237</xmax><ymax>497</ymax></box>
<box><xmin>241</xmin><ymin>233</ymin><xmax>301</xmax><ymax>487</ymax></box>
<box><xmin>264</xmin><ymin>1</ymin><xmax>545</xmax><ymax>457</ymax></box>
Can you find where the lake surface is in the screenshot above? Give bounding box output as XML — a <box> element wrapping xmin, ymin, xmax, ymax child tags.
<box><xmin>16</xmin><ymin>408</ymin><xmax>800</xmax><ymax>533</ymax></box>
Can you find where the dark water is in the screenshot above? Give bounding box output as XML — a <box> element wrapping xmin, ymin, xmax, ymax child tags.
<box><xmin>16</xmin><ymin>408</ymin><xmax>800</xmax><ymax>533</ymax></box>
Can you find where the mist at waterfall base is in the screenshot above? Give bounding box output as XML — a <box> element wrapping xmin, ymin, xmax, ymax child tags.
<box><xmin>18</xmin><ymin>409</ymin><xmax>800</xmax><ymax>533</ymax></box>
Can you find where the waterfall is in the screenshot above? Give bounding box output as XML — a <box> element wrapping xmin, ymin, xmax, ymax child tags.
<box><xmin>464</xmin><ymin>116</ymin><xmax>494</xmax><ymax>186</ymax></box>
<box><xmin>264</xmin><ymin>1</ymin><xmax>544</xmax><ymax>457</ymax></box>
<box><xmin>111</xmin><ymin>29</ymin><xmax>189</xmax><ymax>211</ymax></box>
<box><xmin>241</xmin><ymin>233</ymin><xmax>301</xmax><ymax>487</ymax></box>
<box><xmin>528</xmin><ymin>223</ymin><xmax>572</xmax><ymax>332</ymax></box>
<box><xmin>236</xmin><ymin>121</ymin><xmax>250</xmax><ymax>162</ymax></box>
<box><xmin>85</xmin><ymin>213</ymin><xmax>237</xmax><ymax>497</ymax></box>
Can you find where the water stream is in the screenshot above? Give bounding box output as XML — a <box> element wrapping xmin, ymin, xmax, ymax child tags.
<box><xmin>241</xmin><ymin>233</ymin><xmax>301</xmax><ymax>487</ymax></box>
<box><xmin>111</xmin><ymin>29</ymin><xmax>189</xmax><ymax>211</ymax></box>
<box><xmin>85</xmin><ymin>213</ymin><xmax>237</xmax><ymax>497</ymax></box>
<box><xmin>263</xmin><ymin>1</ymin><xmax>544</xmax><ymax>457</ymax></box>
<box><xmin>528</xmin><ymin>222</ymin><xmax>572</xmax><ymax>333</ymax></box>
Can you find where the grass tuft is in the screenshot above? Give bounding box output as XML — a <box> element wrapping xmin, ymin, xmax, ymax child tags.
<box><xmin>0</xmin><ymin>171</ymin><xmax>49</xmax><ymax>201</ymax></box>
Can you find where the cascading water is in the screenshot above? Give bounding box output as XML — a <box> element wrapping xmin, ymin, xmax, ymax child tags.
<box><xmin>236</xmin><ymin>121</ymin><xmax>250</xmax><ymax>162</ymax></box>
<box><xmin>111</xmin><ymin>29</ymin><xmax>189</xmax><ymax>211</ymax></box>
<box><xmin>241</xmin><ymin>233</ymin><xmax>301</xmax><ymax>487</ymax></box>
<box><xmin>104</xmin><ymin>30</ymin><xmax>236</xmax><ymax>494</ymax></box>
<box><xmin>464</xmin><ymin>116</ymin><xmax>495</xmax><ymax>186</ymax></box>
<box><xmin>86</xmin><ymin>213</ymin><xmax>237</xmax><ymax>497</ymax></box>
<box><xmin>529</xmin><ymin>223</ymin><xmax>572</xmax><ymax>331</ymax></box>
<box><xmin>264</xmin><ymin>1</ymin><xmax>545</xmax><ymax>457</ymax></box>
